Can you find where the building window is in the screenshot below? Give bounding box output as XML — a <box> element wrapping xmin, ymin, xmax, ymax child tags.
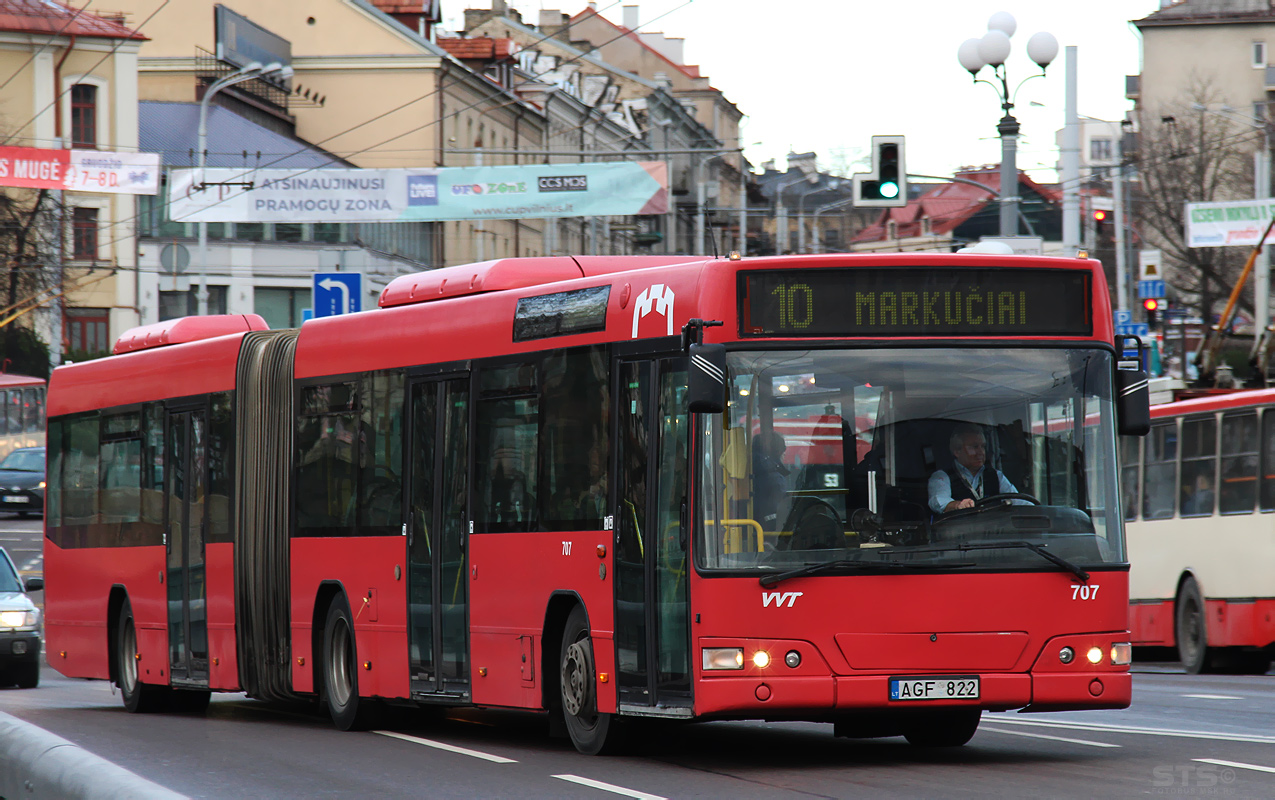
<box><xmin>1090</xmin><ymin>138</ymin><xmax>1113</xmax><ymax>162</ymax></box>
<box><xmin>159</xmin><ymin>286</ymin><xmax>227</xmax><ymax>320</ymax></box>
<box><xmin>72</xmin><ymin>207</ymin><xmax>98</xmax><ymax>260</ymax></box>
<box><xmin>71</xmin><ymin>84</ymin><xmax>97</xmax><ymax>148</ymax></box>
<box><xmin>1254</xmin><ymin>41</ymin><xmax>1267</xmax><ymax>68</ymax></box>
<box><xmin>886</xmin><ymin>220</ymin><xmax>897</xmax><ymax>239</ymax></box>
<box><xmin>65</xmin><ymin>307</ymin><xmax>110</xmax><ymax>356</ymax></box>
<box><xmin>254</xmin><ymin>287</ymin><xmax>309</xmax><ymax>328</ymax></box>
<box><xmin>921</xmin><ymin>216</ymin><xmax>932</xmax><ymax>236</ymax></box>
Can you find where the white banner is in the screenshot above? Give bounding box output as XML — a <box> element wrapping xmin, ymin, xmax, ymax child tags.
<box><xmin>1186</xmin><ymin>199</ymin><xmax>1275</xmax><ymax>247</ymax></box>
<box><xmin>167</xmin><ymin>162</ymin><xmax>669</xmax><ymax>223</ymax></box>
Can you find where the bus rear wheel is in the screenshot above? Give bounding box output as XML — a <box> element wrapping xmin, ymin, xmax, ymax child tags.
<box><xmin>322</xmin><ymin>596</ymin><xmax>377</xmax><ymax>731</ymax></box>
<box><xmin>559</xmin><ymin>605</ymin><xmax>616</xmax><ymax>755</ymax></box>
<box><xmin>902</xmin><ymin>709</ymin><xmax>981</xmax><ymax>747</ymax></box>
<box><xmin>116</xmin><ymin>599</ymin><xmax>169</xmax><ymax>712</ymax></box>
<box><xmin>1176</xmin><ymin>577</ymin><xmax>1210</xmax><ymax>674</ymax></box>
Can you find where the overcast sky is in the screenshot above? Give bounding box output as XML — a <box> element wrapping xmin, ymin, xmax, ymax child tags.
<box><xmin>443</xmin><ymin>0</ymin><xmax>1162</xmax><ymax>183</ymax></box>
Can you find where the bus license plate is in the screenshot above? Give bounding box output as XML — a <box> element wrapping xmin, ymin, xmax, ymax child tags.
<box><xmin>889</xmin><ymin>676</ymin><xmax>980</xmax><ymax>701</ymax></box>
<box><xmin>2</xmin><ymin>495</ymin><xmax>27</xmax><ymax>503</ymax></box>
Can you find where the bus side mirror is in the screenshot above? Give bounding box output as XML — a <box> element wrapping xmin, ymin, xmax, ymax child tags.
<box><xmin>1116</xmin><ymin>367</ymin><xmax>1150</xmax><ymax>436</ymax></box>
<box><xmin>1115</xmin><ymin>335</ymin><xmax>1150</xmax><ymax>436</ymax></box>
<box><xmin>687</xmin><ymin>343</ymin><xmax>726</xmax><ymax>413</ymax></box>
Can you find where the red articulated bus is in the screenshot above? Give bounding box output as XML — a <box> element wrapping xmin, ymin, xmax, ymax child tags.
<box><xmin>43</xmin><ymin>252</ymin><xmax>1149</xmax><ymax>753</ymax></box>
<box><xmin>1122</xmin><ymin>388</ymin><xmax>1275</xmax><ymax>674</ymax></box>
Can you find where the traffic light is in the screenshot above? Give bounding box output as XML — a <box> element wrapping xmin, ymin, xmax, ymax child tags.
<box><xmin>1093</xmin><ymin>209</ymin><xmax>1108</xmax><ymax>225</ymax></box>
<box><xmin>1143</xmin><ymin>297</ymin><xmax>1159</xmax><ymax>328</ymax></box>
<box><xmin>854</xmin><ymin>135</ymin><xmax>907</xmax><ymax>207</ymax></box>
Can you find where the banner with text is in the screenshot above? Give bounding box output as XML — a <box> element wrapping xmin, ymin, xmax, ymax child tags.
<box><xmin>168</xmin><ymin>162</ymin><xmax>669</xmax><ymax>223</ymax></box>
<box><xmin>0</xmin><ymin>145</ymin><xmax>160</xmax><ymax>194</ymax></box>
<box><xmin>1186</xmin><ymin>199</ymin><xmax>1275</xmax><ymax>247</ymax></box>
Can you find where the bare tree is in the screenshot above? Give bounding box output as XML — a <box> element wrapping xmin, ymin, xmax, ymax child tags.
<box><xmin>1132</xmin><ymin>84</ymin><xmax>1256</xmax><ymax>324</ymax></box>
<box><xmin>0</xmin><ymin>187</ymin><xmax>63</xmax><ymax>375</ymax></box>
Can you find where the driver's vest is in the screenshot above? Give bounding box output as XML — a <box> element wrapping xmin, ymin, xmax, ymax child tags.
<box><xmin>945</xmin><ymin>466</ymin><xmax>1002</xmax><ymax>504</ymax></box>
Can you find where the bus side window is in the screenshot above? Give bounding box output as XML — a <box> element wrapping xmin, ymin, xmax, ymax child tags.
<box><xmin>1142</xmin><ymin>421</ymin><xmax>1176</xmax><ymax>520</ymax></box>
<box><xmin>1219</xmin><ymin>412</ymin><xmax>1257</xmax><ymax>515</ymax></box>
<box><xmin>1179</xmin><ymin>416</ymin><xmax>1216</xmax><ymax>518</ymax></box>
<box><xmin>1119</xmin><ymin>435</ymin><xmax>1140</xmax><ymax>522</ymax></box>
<box><xmin>1262</xmin><ymin>409</ymin><xmax>1275</xmax><ymax>512</ymax></box>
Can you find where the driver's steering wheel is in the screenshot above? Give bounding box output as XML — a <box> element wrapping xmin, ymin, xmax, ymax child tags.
<box><xmin>975</xmin><ymin>492</ymin><xmax>1041</xmax><ymax>507</ymax></box>
<box><xmin>940</xmin><ymin>492</ymin><xmax>1042</xmax><ymax>522</ymax></box>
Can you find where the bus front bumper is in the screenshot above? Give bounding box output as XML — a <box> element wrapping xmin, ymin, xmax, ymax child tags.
<box><xmin>693</xmin><ymin>671</ymin><xmax>1131</xmax><ymax>719</ymax></box>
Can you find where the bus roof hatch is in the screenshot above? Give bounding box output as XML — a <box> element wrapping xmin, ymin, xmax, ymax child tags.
<box><xmin>113</xmin><ymin>314</ymin><xmax>269</xmax><ymax>355</ymax></box>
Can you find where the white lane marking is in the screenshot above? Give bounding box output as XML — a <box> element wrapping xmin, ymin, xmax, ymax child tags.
<box><xmin>552</xmin><ymin>775</ymin><xmax>667</xmax><ymax>800</ymax></box>
<box><xmin>372</xmin><ymin>730</ymin><xmax>517</xmax><ymax>763</ymax></box>
<box><xmin>989</xmin><ymin>717</ymin><xmax>1275</xmax><ymax>745</ymax></box>
<box><xmin>1194</xmin><ymin>758</ymin><xmax>1275</xmax><ymax>775</ymax></box>
<box><xmin>1182</xmin><ymin>694</ymin><xmax>1243</xmax><ymax>700</ymax></box>
<box><xmin>981</xmin><ymin>726</ymin><xmax>1120</xmax><ymax>748</ymax></box>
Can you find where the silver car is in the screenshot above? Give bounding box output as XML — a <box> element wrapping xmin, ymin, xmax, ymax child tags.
<box><xmin>0</xmin><ymin>546</ymin><xmax>41</xmax><ymax>688</ymax></box>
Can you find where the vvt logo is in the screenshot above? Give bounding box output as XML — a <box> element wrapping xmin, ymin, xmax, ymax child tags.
<box><xmin>762</xmin><ymin>591</ymin><xmax>803</xmax><ymax>608</ymax></box>
<box><xmin>631</xmin><ymin>283</ymin><xmax>674</xmax><ymax>338</ymax></box>
<box><xmin>407</xmin><ymin>175</ymin><xmax>438</xmax><ymax>206</ymax></box>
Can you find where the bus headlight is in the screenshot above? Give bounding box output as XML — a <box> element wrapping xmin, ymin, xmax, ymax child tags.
<box><xmin>702</xmin><ymin>647</ymin><xmax>744</xmax><ymax>670</ymax></box>
<box><xmin>1086</xmin><ymin>646</ymin><xmax>1104</xmax><ymax>665</ymax></box>
<box><xmin>752</xmin><ymin>650</ymin><xmax>771</xmax><ymax>669</ymax></box>
<box><xmin>1110</xmin><ymin>642</ymin><xmax>1132</xmax><ymax>666</ymax></box>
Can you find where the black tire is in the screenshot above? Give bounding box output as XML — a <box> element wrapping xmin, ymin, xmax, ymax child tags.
<box><xmin>902</xmin><ymin>709</ymin><xmax>981</xmax><ymax>747</ymax></box>
<box><xmin>12</xmin><ymin>661</ymin><xmax>38</xmax><ymax>689</ymax></box>
<box><xmin>322</xmin><ymin>596</ymin><xmax>377</xmax><ymax>731</ymax></box>
<box><xmin>116</xmin><ymin>599</ymin><xmax>169</xmax><ymax>712</ymax></box>
<box><xmin>169</xmin><ymin>689</ymin><xmax>211</xmax><ymax>712</ymax></box>
<box><xmin>1176</xmin><ymin>577</ymin><xmax>1210</xmax><ymax>674</ymax></box>
<box><xmin>559</xmin><ymin>605</ymin><xmax>617</xmax><ymax>755</ymax></box>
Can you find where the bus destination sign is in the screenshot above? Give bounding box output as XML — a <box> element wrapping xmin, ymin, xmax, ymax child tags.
<box><xmin>741</xmin><ymin>268</ymin><xmax>1092</xmax><ymax>337</ymax></box>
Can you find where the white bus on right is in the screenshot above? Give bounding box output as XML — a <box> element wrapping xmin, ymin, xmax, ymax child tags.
<box><xmin>1122</xmin><ymin>387</ymin><xmax>1275</xmax><ymax>674</ymax></box>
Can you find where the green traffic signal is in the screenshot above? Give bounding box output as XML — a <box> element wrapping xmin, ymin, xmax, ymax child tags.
<box><xmin>879</xmin><ymin>181</ymin><xmax>900</xmax><ymax>199</ymax></box>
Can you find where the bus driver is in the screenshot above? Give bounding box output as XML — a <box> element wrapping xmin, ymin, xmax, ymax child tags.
<box><xmin>928</xmin><ymin>423</ymin><xmax>1021</xmax><ymax>514</ymax></box>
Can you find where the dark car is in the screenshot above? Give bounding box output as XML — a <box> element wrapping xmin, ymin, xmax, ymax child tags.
<box><xmin>0</xmin><ymin>545</ymin><xmax>41</xmax><ymax>688</ymax></box>
<box><xmin>0</xmin><ymin>446</ymin><xmax>44</xmax><ymax>517</ymax></box>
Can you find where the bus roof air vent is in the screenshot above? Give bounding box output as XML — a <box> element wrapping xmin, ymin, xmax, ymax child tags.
<box><xmin>379</xmin><ymin>257</ymin><xmax>586</xmax><ymax>308</ymax></box>
<box><xmin>112</xmin><ymin>314</ymin><xmax>270</xmax><ymax>355</ymax></box>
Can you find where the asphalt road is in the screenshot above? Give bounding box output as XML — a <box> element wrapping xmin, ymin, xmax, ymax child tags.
<box><xmin>3</xmin><ymin>516</ymin><xmax>1273</xmax><ymax>799</ymax></box>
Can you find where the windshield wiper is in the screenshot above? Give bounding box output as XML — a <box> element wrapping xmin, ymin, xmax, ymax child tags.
<box><xmin>899</xmin><ymin>540</ymin><xmax>1091</xmax><ymax>582</ymax></box>
<box><xmin>759</xmin><ymin>558</ymin><xmax>976</xmax><ymax>587</ymax></box>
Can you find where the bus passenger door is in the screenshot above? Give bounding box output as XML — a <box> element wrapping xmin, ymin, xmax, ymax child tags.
<box><xmin>165</xmin><ymin>406</ymin><xmax>209</xmax><ymax>686</ymax></box>
<box><xmin>406</xmin><ymin>376</ymin><xmax>470</xmax><ymax>697</ymax></box>
<box><xmin>614</xmin><ymin>358</ymin><xmax>691</xmax><ymax>714</ymax></box>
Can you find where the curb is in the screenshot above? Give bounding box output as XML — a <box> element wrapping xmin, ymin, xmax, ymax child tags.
<box><xmin>0</xmin><ymin>710</ymin><xmax>188</xmax><ymax>799</ymax></box>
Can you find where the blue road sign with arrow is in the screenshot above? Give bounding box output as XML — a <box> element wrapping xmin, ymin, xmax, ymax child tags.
<box><xmin>312</xmin><ymin>272</ymin><xmax>362</xmax><ymax>318</ymax></box>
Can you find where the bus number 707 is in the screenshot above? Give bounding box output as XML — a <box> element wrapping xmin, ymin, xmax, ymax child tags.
<box><xmin>1071</xmin><ymin>584</ymin><xmax>1100</xmax><ymax>600</ymax></box>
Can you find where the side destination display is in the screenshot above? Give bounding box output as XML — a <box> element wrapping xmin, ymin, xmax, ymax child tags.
<box><xmin>740</xmin><ymin>268</ymin><xmax>1092</xmax><ymax>337</ymax></box>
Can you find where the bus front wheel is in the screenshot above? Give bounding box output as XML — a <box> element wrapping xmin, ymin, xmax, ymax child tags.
<box><xmin>1175</xmin><ymin>577</ymin><xmax>1210</xmax><ymax>674</ymax></box>
<box><xmin>902</xmin><ymin>709</ymin><xmax>981</xmax><ymax>747</ymax></box>
<box><xmin>116</xmin><ymin>599</ymin><xmax>169</xmax><ymax>712</ymax></box>
<box><xmin>559</xmin><ymin>605</ymin><xmax>617</xmax><ymax>755</ymax></box>
<box><xmin>322</xmin><ymin>596</ymin><xmax>377</xmax><ymax>731</ymax></box>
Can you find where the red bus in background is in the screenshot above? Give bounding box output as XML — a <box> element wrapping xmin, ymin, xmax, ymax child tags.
<box><xmin>43</xmin><ymin>253</ymin><xmax>1147</xmax><ymax>754</ymax></box>
<box><xmin>1122</xmin><ymin>389</ymin><xmax>1275</xmax><ymax>674</ymax></box>
<box><xmin>0</xmin><ymin>372</ymin><xmax>45</xmax><ymax>460</ymax></box>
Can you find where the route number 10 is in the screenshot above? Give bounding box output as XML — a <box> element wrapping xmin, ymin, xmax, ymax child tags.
<box><xmin>1070</xmin><ymin>584</ymin><xmax>1100</xmax><ymax>600</ymax></box>
<box><xmin>771</xmin><ymin>283</ymin><xmax>813</xmax><ymax>329</ymax></box>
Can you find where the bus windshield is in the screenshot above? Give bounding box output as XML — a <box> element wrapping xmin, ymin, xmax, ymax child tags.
<box><xmin>697</xmin><ymin>347</ymin><xmax>1124</xmax><ymax>573</ymax></box>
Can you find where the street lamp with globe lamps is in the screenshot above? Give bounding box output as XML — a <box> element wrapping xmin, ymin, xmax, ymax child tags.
<box><xmin>957</xmin><ymin>12</ymin><xmax>1058</xmax><ymax>238</ymax></box>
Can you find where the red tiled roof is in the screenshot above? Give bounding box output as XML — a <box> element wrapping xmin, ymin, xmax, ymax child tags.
<box><xmin>568</xmin><ymin>7</ymin><xmax>702</xmax><ymax>81</ymax></box>
<box><xmin>370</xmin><ymin>1</ymin><xmax>426</xmax><ymax>13</ymax></box>
<box><xmin>852</xmin><ymin>167</ymin><xmax>1061</xmax><ymax>243</ymax></box>
<box><xmin>436</xmin><ymin>36</ymin><xmax>517</xmax><ymax>60</ymax></box>
<box><xmin>0</xmin><ymin>0</ymin><xmax>145</xmax><ymax>39</ymax></box>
